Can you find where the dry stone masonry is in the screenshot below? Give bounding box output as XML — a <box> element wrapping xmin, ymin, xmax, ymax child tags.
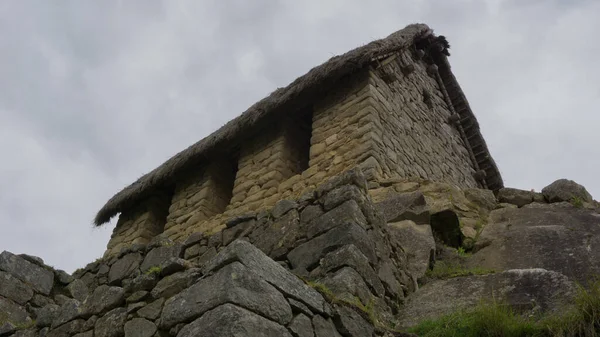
<box><xmin>95</xmin><ymin>24</ymin><xmax>503</xmax><ymax>258</ymax></box>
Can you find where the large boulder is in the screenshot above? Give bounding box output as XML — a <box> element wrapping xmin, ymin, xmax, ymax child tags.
<box><xmin>160</xmin><ymin>261</ymin><xmax>292</xmax><ymax>328</ymax></box>
<box><xmin>542</xmin><ymin>179</ymin><xmax>594</xmax><ymax>204</ymax></box>
<box><xmin>387</xmin><ymin>221</ymin><xmax>435</xmax><ymax>280</ymax></box>
<box><xmin>497</xmin><ymin>188</ymin><xmax>534</xmax><ymax>207</ymax></box>
<box><xmin>469</xmin><ymin>205</ymin><xmax>600</xmax><ymax>285</ymax></box>
<box><xmin>375</xmin><ymin>191</ymin><xmax>430</xmax><ymax>224</ymax></box>
<box><xmin>0</xmin><ymin>271</ymin><xmax>34</xmax><ymax>305</ymax></box>
<box><xmin>177</xmin><ymin>304</ymin><xmax>292</xmax><ymax>337</ymax></box>
<box><xmin>398</xmin><ymin>269</ymin><xmax>576</xmax><ymax>328</ymax></box>
<box><xmin>0</xmin><ymin>251</ymin><xmax>54</xmax><ymax>295</ymax></box>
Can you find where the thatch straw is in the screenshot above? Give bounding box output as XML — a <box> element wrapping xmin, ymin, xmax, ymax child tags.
<box><xmin>94</xmin><ymin>23</ymin><xmax>501</xmax><ymax>226</ymax></box>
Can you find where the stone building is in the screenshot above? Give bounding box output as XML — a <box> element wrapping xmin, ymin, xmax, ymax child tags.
<box><xmin>95</xmin><ymin>23</ymin><xmax>503</xmax><ymax>257</ymax></box>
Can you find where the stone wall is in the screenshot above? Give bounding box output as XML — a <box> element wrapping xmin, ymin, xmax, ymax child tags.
<box><xmin>103</xmin><ymin>50</ymin><xmax>486</xmax><ymax>257</ymax></box>
<box><xmin>0</xmin><ymin>169</ymin><xmax>421</xmax><ymax>337</ymax></box>
<box><xmin>367</xmin><ymin>50</ymin><xmax>479</xmax><ymax>188</ymax></box>
<box><xmin>105</xmin><ymin>195</ymin><xmax>171</xmax><ymax>257</ymax></box>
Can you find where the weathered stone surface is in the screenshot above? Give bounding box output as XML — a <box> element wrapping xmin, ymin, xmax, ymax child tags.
<box><xmin>300</xmin><ymin>204</ymin><xmax>324</xmax><ymax>224</ymax></box>
<box><xmin>0</xmin><ymin>296</ymin><xmax>30</xmax><ymax>326</ymax></box>
<box><xmin>0</xmin><ymin>322</ymin><xmax>16</xmax><ymax>336</ymax></box>
<box><xmin>150</xmin><ymin>269</ymin><xmax>201</xmax><ymax>299</ymax></box>
<box><xmin>497</xmin><ymin>187</ymin><xmax>534</xmax><ymax>207</ymax></box>
<box><xmin>333</xmin><ymin>305</ymin><xmax>373</xmax><ymax>337</ymax></box>
<box><xmin>83</xmin><ymin>285</ymin><xmax>125</xmax><ymax>316</ymax></box>
<box><xmin>140</xmin><ymin>244</ymin><xmax>183</xmax><ymax>273</ymax></box>
<box><xmin>314</xmin><ymin>168</ymin><xmax>367</xmax><ymax>199</ymax></box>
<box><xmin>0</xmin><ymin>251</ymin><xmax>54</xmax><ymax>295</ymax></box>
<box><xmin>52</xmin><ymin>299</ymin><xmax>84</xmax><ymax>328</ymax></box>
<box><xmin>158</xmin><ymin>257</ymin><xmax>189</xmax><ymax>276</ymax></box>
<box><xmin>222</xmin><ymin>220</ymin><xmax>254</xmax><ymax>246</ymax></box>
<box><xmin>375</xmin><ymin>191</ymin><xmax>430</xmax><ymax>224</ymax></box>
<box><xmin>225</xmin><ymin>214</ymin><xmax>256</xmax><ymax>228</ymax></box>
<box><xmin>183</xmin><ymin>231</ymin><xmax>204</xmax><ymax>247</ymax></box>
<box><xmin>125</xmin><ymin>273</ymin><xmax>158</xmax><ymax>293</ymax></box>
<box><xmin>137</xmin><ymin>298</ymin><xmax>164</xmax><ymax>320</ymax></box>
<box><xmin>272</xmin><ymin>199</ymin><xmax>298</xmax><ymax>218</ymax></box>
<box><xmin>124</xmin><ymin>318</ymin><xmax>156</xmax><ymax>337</ymax></box>
<box><xmin>161</xmin><ymin>262</ymin><xmax>292</xmax><ymax>328</ymax></box>
<box><xmin>183</xmin><ymin>244</ymin><xmax>201</xmax><ymax>259</ymax></box>
<box><xmin>321</xmin><ymin>184</ymin><xmax>367</xmax><ymax>212</ymax></box>
<box><xmin>288</xmin><ymin>298</ymin><xmax>313</xmax><ymax>317</ymax></box>
<box><xmin>306</xmin><ymin>200</ymin><xmax>367</xmax><ymax>239</ymax></box>
<box><xmin>126</xmin><ymin>301</ymin><xmax>146</xmax><ymax>314</ymax></box>
<box><xmin>319</xmin><ymin>244</ymin><xmax>384</xmax><ymax>297</ymax></box>
<box><xmin>73</xmin><ymin>331</ymin><xmax>94</xmax><ymax>337</ymax></box>
<box><xmin>126</xmin><ymin>291</ymin><xmax>148</xmax><ymax>303</ymax></box>
<box><xmin>30</xmin><ymin>294</ymin><xmax>54</xmax><ymax>308</ymax></box>
<box><xmin>204</xmin><ymin>239</ymin><xmax>326</xmax><ymax>314</ymax></box>
<box><xmin>36</xmin><ymin>303</ymin><xmax>59</xmax><ymax>327</ymax></box>
<box><xmin>387</xmin><ymin>221</ymin><xmax>435</xmax><ymax>280</ymax></box>
<box><xmin>321</xmin><ymin>267</ymin><xmax>372</xmax><ymax>305</ymax></box>
<box><xmin>177</xmin><ymin>304</ymin><xmax>292</xmax><ymax>337</ymax></box>
<box><xmin>249</xmin><ymin>211</ymin><xmax>300</xmax><ymax>257</ymax></box>
<box><xmin>67</xmin><ymin>279</ymin><xmax>90</xmax><ymax>302</ymax></box>
<box><xmin>378</xmin><ymin>261</ymin><xmax>404</xmax><ymax>300</ymax></box>
<box><xmin>46</xmin><ymin>319</ymin><xmax>85</xmax><ymax>337</ymax></box>
<box><xmin>464</xmin><ymin>188</ymin><xmax>497</xmax><ymax>211</ymax></box>
<box><xmin>470</xmin><ymin>205</ymin><xmax>600</xmax><ymax>285</ymax></box>
<box><xmin>54</xmin><ymin>294</ymin><xmax>71</xmax><ymax>306</ymax></box>
<box><xmin>195</xmin><ymin>247</ymin><xmax>217</xmax><ymax>267</ymax></box>
<box><xmin>542</xmin><ymin>179</ymin><xmax>594</xmax><ymax>203</ymax></box>
<box><xmin>11</xmin><ymin>328</ymin><xmax>37</xmax><ymax>337</ymax></box>
<box><xmin>288</xmin><ymin>222</ymin><xmax>377</xmax><ymax>271</ymax></box>
<box><xmin>18</xmin><ymin>254</ymin><xmax>44</xmax><ymax>266</ymax></box>
<box><xmin>312</xmin><ymin>315</ymin><xmax>341</xmax><ymax>337</ymax></box>
<box><xmin>94</xmin><ymin>307</ymin><xmax>126</xmax><ymax>337</ymax></box>
<box><xmin>54</xmin><ymin>269</ymin><xmax>74</xmax><ymax>285</ymax></box>
<box><xmin>108</xmin><ymin>253</ymin><xmax>142</xmax><ymax>285</ymax></box>
<box><xmin>398</xmin><ymin>269</ymin><xmax>576</xmax><ymax>328</ymax></box>
<box><xmin>289</xmin><ymin>313</ymin><xmax>314</xmax><ymax>337</ymax></box>
<box><xmin>0</xmin><ymin>271</ymin><xmax>33</xmax><ymax>305</ymax></box>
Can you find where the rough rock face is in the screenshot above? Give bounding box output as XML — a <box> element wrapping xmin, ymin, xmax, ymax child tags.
<box><xmin>398</xmin><ymin>269</ymin><xmax>576</xmax><ymax>328</ymax></box>
<box><xmin>469</xmin><ymin>204</ymin><xmax>600</xmax><ymax>285</ymax></box>
<box><xmin>542</xmin><ymin>179</ymin><xmax>594</xmax><ymax>204</ymax></box>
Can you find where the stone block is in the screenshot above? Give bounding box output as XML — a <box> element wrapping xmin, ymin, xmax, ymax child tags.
<box><xmin>288</xmin><ymin>222</ymin><xmax>377</xmax><ymax>271</ymax></box>
<box><xmin>94</xmin><ymin>307</ymin><xmax>126</xmax><ymax>337</ymax></box>
<box><xmin>177</xmin><ymin>304</ymin><xmax>292</xmax><ymax>337</ymax></box>
<box><xmin>203</xmin><ymin>239</ymin><xmax>326</xmax><ymax>315</ymax></box>
<box><xmin>0</xmin><ymin>270</ymin><xmax>33</xmax><ymax>305</ymax></box>
<box><xmin>160</xmin><ymin>262</ymin><xmax>292</xmax><ymax>328</ymax></box>
<box><xmin>0</xmin><ymin>251</ymin><xmax>54</xmax><ymax>295</ymax></box>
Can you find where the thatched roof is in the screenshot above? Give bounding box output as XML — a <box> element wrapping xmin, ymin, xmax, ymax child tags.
<box><xmin>94</xmin><ymin>23</ymin><xmax>502</xmax><ymax>226</ymax></box>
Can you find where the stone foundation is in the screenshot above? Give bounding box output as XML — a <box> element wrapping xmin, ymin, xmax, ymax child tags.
<box><xmin>104</xmin><ymin>194</ymin><xmax>170</xmax><ymax>257</ymax></box>
<box><xmin>103</xmin><ymin>50</ymin><xmax>490</xmax><ymax>257</ymax></box>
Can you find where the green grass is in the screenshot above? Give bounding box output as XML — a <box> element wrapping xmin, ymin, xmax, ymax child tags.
<box><xmin>145</xmin><ymin>266</ymin><xmax>162</xmax><ymax>276</ymax></box>
<box><xmin>425</xmin><ymin>261</ymin><xmax>495</xmax><ymax>280</ymax></box>
<box><xmin>306</xmin><ymin>281</ymin><xmax>380</xmax><ymax>327</ymax></box>
<box><xmin>571</xmin><ymin>197</ymin><xmax>584</xmax><ymax>209</ymax></box>
<box><xmin>407</xmin><ymin>278</ymin><xmax>600</xmax><ymax>337</ymax></box>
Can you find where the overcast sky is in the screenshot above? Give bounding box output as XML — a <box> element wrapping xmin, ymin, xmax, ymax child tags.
<box><xmin>1</xmin><ymin>0</ymin><xmax>598</xmax><ymax>273</ymax></box>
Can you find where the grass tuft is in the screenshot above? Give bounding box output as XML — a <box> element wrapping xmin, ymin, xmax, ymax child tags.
<box><xmin>408</xmin><ymin>278</ymin><xmax>600</xmax><ymax>337</ymax></box>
